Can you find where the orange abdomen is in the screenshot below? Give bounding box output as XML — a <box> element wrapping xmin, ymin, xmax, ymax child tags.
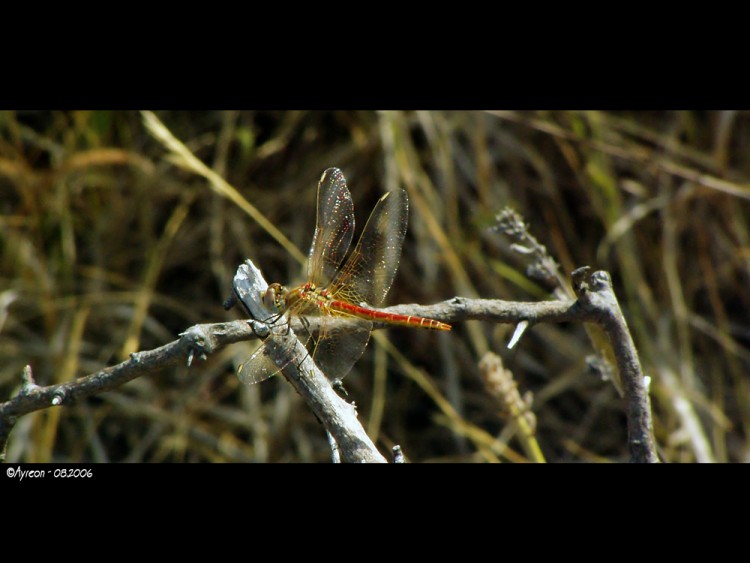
<box><xmin>330</xmin><ymin>300</ymin><xmax>451</xmax><ymax>330</ymax></box>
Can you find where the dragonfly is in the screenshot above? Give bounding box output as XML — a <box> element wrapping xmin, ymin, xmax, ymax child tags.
<box><xmin>237</xmin><ymin>167</ymin><xmax>451</xmax><ymax>384</ymax></box>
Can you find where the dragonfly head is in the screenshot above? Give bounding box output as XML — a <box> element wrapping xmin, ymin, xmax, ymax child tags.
<box><xmin>263</xmin><ymin>282</ymin><xmax>288</xmax><ymax>312</ymax></box>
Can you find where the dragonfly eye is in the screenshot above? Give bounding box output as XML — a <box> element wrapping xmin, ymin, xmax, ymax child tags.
<box><xmin>262</xmin><ymin>283</ymin><xmax>287</xmax><ymax>312</ymax></box>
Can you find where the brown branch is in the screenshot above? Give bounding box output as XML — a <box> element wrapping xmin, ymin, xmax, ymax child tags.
<box><xmin>0</xmin><ymin>262</ymin><xmax>657</xmax><ymax>463</ymax></box>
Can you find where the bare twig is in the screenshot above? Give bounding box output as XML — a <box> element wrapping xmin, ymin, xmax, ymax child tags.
<box><xmin>494</xmin><ymin>206</ymin><xmax>624</xmax><ymax>396</ymax></box>
<box><xmin>0</xmin><ymin>262</ymin><xmax>656</xmax><ymax>462</ymax></box>
<box><xmin>571</xmin><ymin>267</ymin><xmax>658</xmax><ymax>462</ymax></box>
<box><xmin>0</xmin><ymin>319</ymin><xmax>264</xmax><ymax>454</ymax></box>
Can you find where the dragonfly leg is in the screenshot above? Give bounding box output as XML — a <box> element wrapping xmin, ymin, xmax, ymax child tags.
<box><xmin>294</xmin><ymin>345</ymin><xmax>313</xmax><ymax>372</ymax></box>
<box><xmin>249</xmin><ymin>312</ymin><xmax>284</xmax><ymax>339</ymax></box>
<box><xmin>260</xmin><ymin>309</ymin><xmax>285</xmax><ymax>325</ymax></box>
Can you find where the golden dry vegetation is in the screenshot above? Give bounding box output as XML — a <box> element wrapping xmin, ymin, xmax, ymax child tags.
<box><xmin>1</xmin><ymin>110</ymin><xmax>748</xmax><ymax>462</ymax></box>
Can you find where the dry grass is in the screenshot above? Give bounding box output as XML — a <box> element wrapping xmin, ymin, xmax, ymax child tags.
<box><xmin>1</xmin><ymin>110</ymin><xmax>748</xmax><ymax>462</ymax></box>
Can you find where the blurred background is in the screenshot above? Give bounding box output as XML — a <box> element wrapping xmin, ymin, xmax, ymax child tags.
<box><xmin>1</xmin><ymin>110</ymin><xmax>748</xmax><ymax>462</ymax></box>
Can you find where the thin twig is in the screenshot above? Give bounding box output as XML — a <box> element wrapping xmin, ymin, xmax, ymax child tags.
<box><xmin>571</xmin><ymin>267</ymin><xmax>658</xmax><ymax>462</ymax></box>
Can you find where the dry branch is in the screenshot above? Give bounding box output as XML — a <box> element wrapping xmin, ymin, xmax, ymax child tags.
<box><xmin>0</xmin><ymin>263</ymin><xmax>657</xmax><ymax>463</ymax></box>
<box><xmin>231</xmin><ymin>261</ymin><xmax>386</xmax><ymax>462</ymax></box>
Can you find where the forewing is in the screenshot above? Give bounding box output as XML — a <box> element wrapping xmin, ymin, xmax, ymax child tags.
<box><xmin>307</xmin><ymin>168</ymin><xmax>356</xmax><ymax>288</ymax></box>
<box><xmin>328</xmin><ymin>188</ymin><xmax>408</xmax><ymax>307</ymax></box>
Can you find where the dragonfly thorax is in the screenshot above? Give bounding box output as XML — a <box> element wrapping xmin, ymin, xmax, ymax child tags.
<box><xmin>264</xmin><ymin>281</ymin><xmax>335</xmax><ymax>314</ymax></box>
<box><xmin>290</xmin><ymin>282</ymin><xmax>334</xmax><ymax>309</ymax></box>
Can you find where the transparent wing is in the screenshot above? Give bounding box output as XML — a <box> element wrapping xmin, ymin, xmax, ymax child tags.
<box><xmin>309</xmin><ymin>188</ymin><xmax>409</xmax><ymax>381</ymax></box>
<box><xmin>237</xmin><ymin>342</ymin><xmax>283</xmax><ymax>384</ymax></box>
<box><xmin>240</xmin><ymin>175</ymin><xmax>408</xmax><ymax>384</ymax></box>
<box><xmin>328</xmin><ymin>188</ymin><xmax>408</xmax><ymax>307</ymax></box>
<box><xmin>237</xmin><ymin>326</ymin><xmax>304</xmax><ymax>385</ymax></box>
<box><xmin>310</xmin><ymin>318</ymin><xmax>373</xmax><ymax>382</ymax></box>
<box><xmin>307</xmin><ymin>168</ymin><xmax>356</xmax><ymax>288</ymax></box>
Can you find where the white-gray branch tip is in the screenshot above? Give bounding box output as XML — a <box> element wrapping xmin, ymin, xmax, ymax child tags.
<box><xmin>20</xmin><ymin>365</ymin><xmax>40</xmax><ymax>395</ymax></box>
<box><xmin>233</xmin><ymin>260</ymin><xmax>273</xmax><ymax>321</ymax></box>
<box><xmin>508</xmin><ymin>320</ymin><xmax>529</xmax><ymax>349</ymax></box>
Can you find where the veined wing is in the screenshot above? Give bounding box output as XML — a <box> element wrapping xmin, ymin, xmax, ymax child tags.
<box><xmin>311</xmin><ymin>317</ymin><xmax>373</xmax><ymax>382</ymax></box>
<box><xmin>307</xmin><ymin>168</ymin><xmax>356</xmax><ymax>288</ymax></box>
<box><xmin>308</xmin><ymin>188</ymin><xmax>408</xmax><ymax>381</ymax></box>
<box><xmin>328</xmin><ymin>188</ymin><xmax>408</xmax><ymax>308</ymax></box>
<box><xmin>237</xmin><ymin>318</ymin><xmax>309</xmax><ymax>384</ymax></box>
<box><xmin>237</xmin><ymin>342</ymin><xmax>281</xmax><ymax>385</ymax></box>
